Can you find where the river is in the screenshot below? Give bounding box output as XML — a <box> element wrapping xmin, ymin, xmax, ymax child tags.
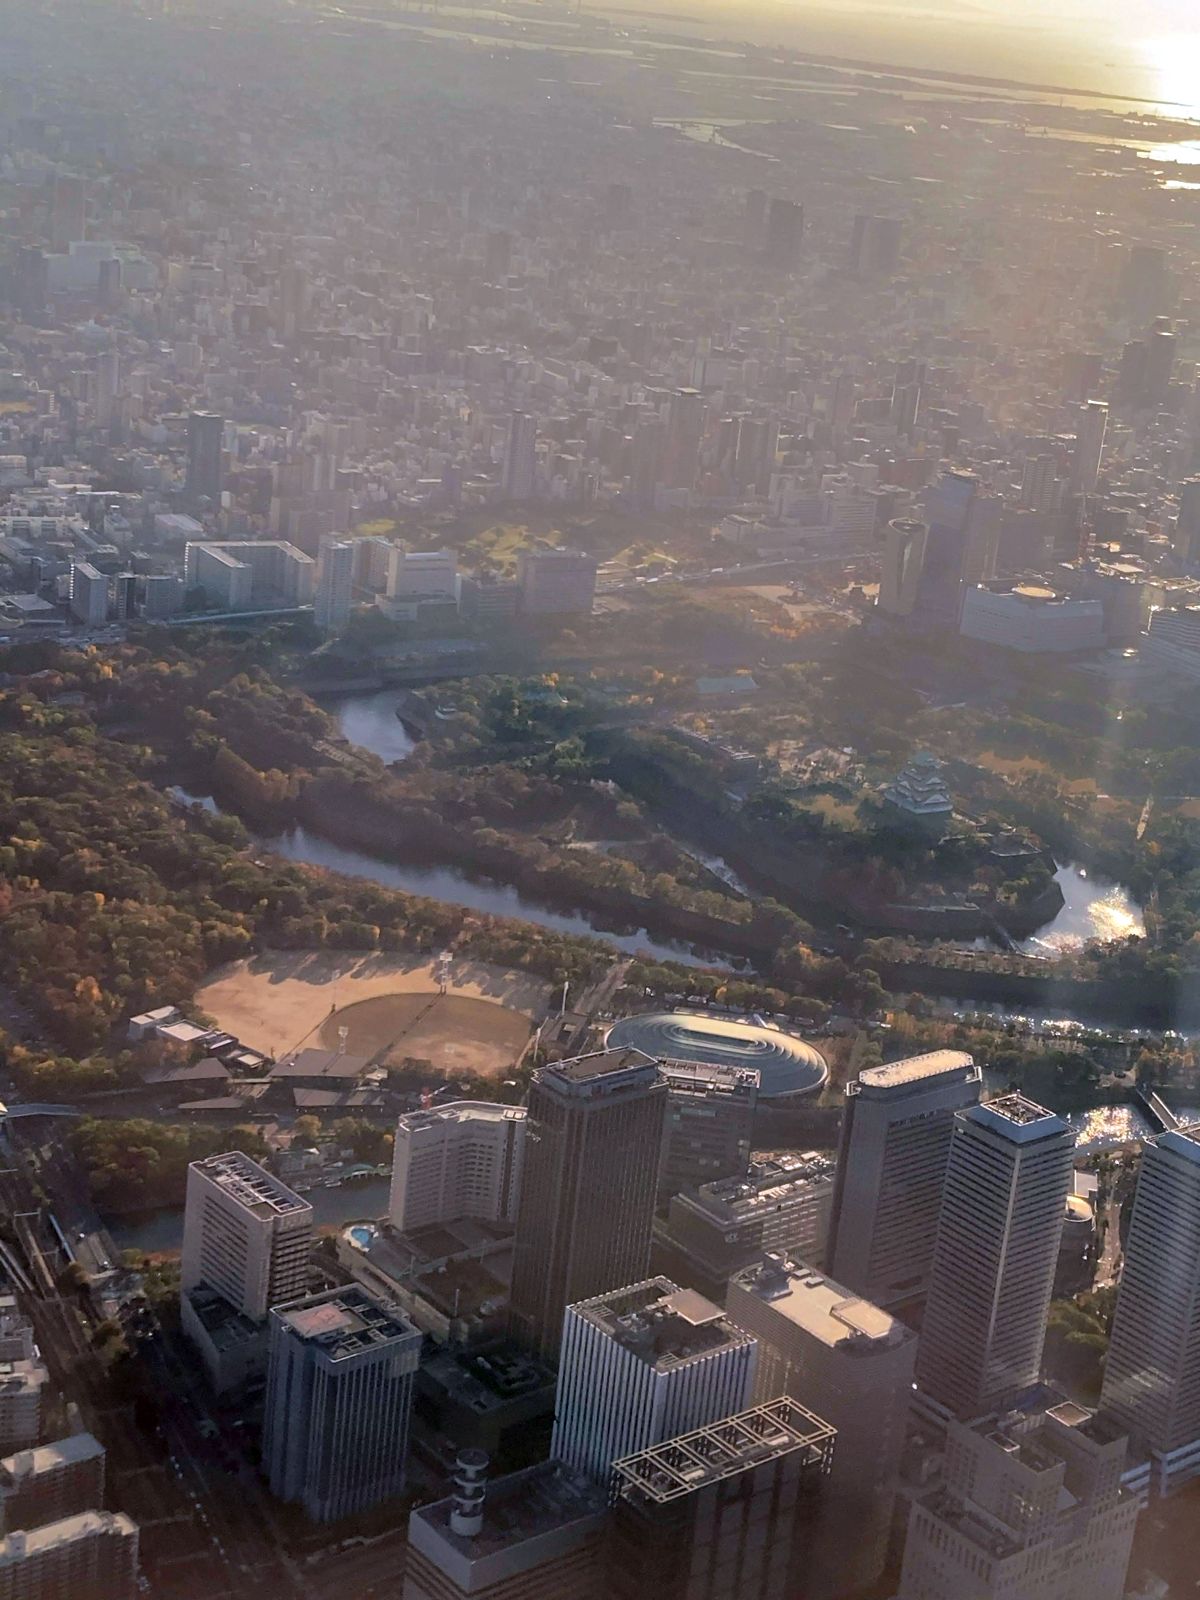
<box><xmin>1019</xmin><ymin>863</ymin><xmax>1145</xmax><ymax>956</ymax></box>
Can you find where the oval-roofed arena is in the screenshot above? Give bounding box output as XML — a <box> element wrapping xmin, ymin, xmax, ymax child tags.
<box><xmin>606</xmin><ymin>1011</ymin><xmax>828</xmax><ymax>1099</ymax></box>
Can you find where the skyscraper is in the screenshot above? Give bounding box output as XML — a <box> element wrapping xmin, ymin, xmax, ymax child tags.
<box><xmin>1099</xmin><ymin>1124</ymin><xmax>1200</xmax><ymax>1496</ymax></box>
<box><xmin>263</xmin><ymin>1286</ymin><xmax>422</xmax><ymax>1523</ymax></box>
<box><xmin>551</xmin><ymin>1279</ymin><xmax>757</xmax><ymax>1483</ymax></box>
<box><xmin>607</xmin><ymin>1399</ymin><xmax>836</xmax><ymax>1600</ymax></box>
<box><xmin>1070</xmin><ymin>399</ymin><xmax>1108</xmax><ymax>494</ymax></box>
<box><xmin>915</xmin><ymin>1095</ymin><xmax>1075</xmax><ymax>1420</ymax></box>
<box><xmin>181</xmin><ymin>1152</ymin><xmax>313</xmax><ymax>1322</ymax></box>
<box><xmin>849</xmin><ymin>213</ymin><xmax>902</xmax><ymax>276</ymax></box>
<box><xmin>68</xmin><ymin>564</ymin><xmax>108</xmax><ymax>627</ymax></box>
<box><xmin>727</xmin><ymin>1254</ymin><xmax>916</xmax><ymax>1599</ymax></box>
<box><xmin>508</xmin><ymin>1050</ymin><xmax>666</xmax><ymax>1360</ymax></box>
<box><xmin>314</xmin><ymin>537</ymin><xmax>355</xmax><ymax>632</ymax></box>
<box><xmin>1118</xmin><ymin>243</ymin><xmax>1168</xmax><ymax>321</ymax></box>
<box><xmin>662</xmin><ymin>389</ymin><xmax>707</xmax><ymax>492</ymax></box>
<box><xmin>389</xmin><ymin>1102</ymin><xmax>527</xmax><ymax>1233</ymax></box>
<box><xmin>913</xmin><ymin>472</ymin><xmax>1001</xmax><ymax>628</ymax></box>
<box><xmin>897</xmin><ymin>1399</ymin><xmax>1137</xmax><ymax>1600</ymax></box>
<box><xmin>49</xmin><ymin>174</ymin><xmax>86</xmax><ymax>250</ymax></box>
<box><xmin>764</xmin><ymin>199</ymin><xmax>803</xmax><ymax>270</ymax></box>
<box><xmin>1144</xmin><ymin>323</ymin><xmax>1178</xmax><ymax>403</ymax></box>
<box><xmin>656</xmin><ymin>1061</ymin><xmax>758</xmax><ymax>1203</ymax></box>
<box><xmin>501</xmin><ymin>412</ymin><xmax>537</xmax><ymax>501</ymax></box>
<box><xmin>185</xmin><ymin>410</ymin><xmax>224</xmax><ymax>506</ymax></box>
<box><xmin>827</xmin><ymin>1051</ymin><xmax>981</xmax><ymax>1307</ymax></box>
<box><xmin>877</xmin><ymin>518</ymin><xmax>929</xmax><ymax>618</ymax></box>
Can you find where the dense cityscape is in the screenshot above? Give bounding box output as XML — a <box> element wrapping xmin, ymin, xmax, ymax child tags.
<box><xmin>3</xmin><ymin>0</ymin><xmax>1200</xmax><ymax>1596</ymax></box>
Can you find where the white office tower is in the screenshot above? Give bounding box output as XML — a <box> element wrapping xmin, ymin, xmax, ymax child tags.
<box><xmin>916</xmin><ymin>1096</ymin><xmax>1075</xmax><ymax>1421</ymax></box>
<box><xmin>314</xmin><ymin>537</ymin><xmax>354</xmax><ymax>632</ymax></box>
<box><xmin>551</xmin><ymin>1279</ymin><xmax>757</xmax><ymax>1484</ymax></box>
<box><xmin>827</xmin><ymin>1051</ymin><xmax>981</xmax><ymax>1308</ymax></box>
<box><xmin>389</xmin><ymin>1103</ymin><xmax>527</xmax><ymax>1232</ymax></box>
<box><xmin>897</xmin><ymin>1399</ymin><xmax>1137</xmax><ymax>1600</ymax></box>
<box><xmin>1100</xmin><ymin>1125</ymin><xmax>1200</xmax><ymax>1496</ymax></box>
<box><xmin>726</xmin><ymin>1254</ymin><xmax>916</xmax><ymax>1599</ymax></box>
<box><xmin>1071</xmin><ymin>399</ymin><xmax>1109</xmax><ymax>493</ymax></box>
<box><xmin>263</xmin><ymin>1286</ymin><xmax>422</xmax><ymax>1523</ymax></box>
<box><xmin>386</xmin><ymin>547</ymin><xmax>458</xmax><ymax>601</ymax></box>
<box><xmin>181</xmin><ymin>1152</ymin><xmax>313</xmax><ymax>1321</ymax></box>
<box><xmin>0</xmin><ymin>1510</ymin><xmax>139</xmax><ymax>1600</ymax></box>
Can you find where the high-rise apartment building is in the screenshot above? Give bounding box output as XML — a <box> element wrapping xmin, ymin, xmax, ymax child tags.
<box><xmin>656</xmin><ymin>1061</ymin><xmax>758</xmax><ymax>1203</ymax></box>
<box><xmin>263</xmin><ymin>1286</ymin><xmax>422</xmax><ymax>1523</ymax></box>
<box><xmin>404</xmin><ymin>1455</ymin><xmax>608</xmax><ymax>1600</ymax></box>
<box><xmin>897</xmin><ymin>1399</ymin><xmax>1137</xmax><ymax>1600</ymax></box>
<box><xmin>389</xmin><ymin>1103</ymin><xmax>527</xmax><ymax>1233</ymax></box>
<box><xmin>182</xmin><ymin>1152</ymin><xmax>313</xmax><ymax>1322</ymax></box>
<box><xmin>1100</xmin><ymin>1124</ymin><xmax>1200</xmax><ymax>1496</ymax></box>
<box><xmin>827</xmin><ymin>1051</ymin><xmax>981</xmax><ymax>1308</ymax></box>
<box><xmin>607</xmin><ymin>1398</ymin><xmax>836</xmax><ymax>1600</ymax></box>
<box><xmin>68</xmin><ymin>563</ymin><xmax>107</xmax><ymax>627</ymax></box>
<box><xmin>727</xmin><ymin>1255</ymin><xmax>916</xmax><ymax>1599</ymax></box>
<box><xmin>314</xmin><ymin>537</ymin><xmax>354</xmax><ymax>632</ymax></box>
<box><xmin>878</xmin><ymin>518</ymin><xmax>929</xmax><ymax>618</ymax></box>
<box><xmin>0</xmin><ymin>1510</ymin><xmax>138</xmax><ymax>1600</ymax></box>
<box><xmin>501</xmin><ymin>412</ymin><xmax>537</xmax><ymax>500</ymax></box>
<box><xmin>1071</xmin><ymin>400</ymin><xmax>1109</xmax><ymax>493</ymax></box>
<box><xmin>552</xmin><ymin>1279</ymin><xmax>757</xmax><ymax>1483</ymax></box>
<box><xmin>0</xmin><ymin>1436</ymin><xmax>105</xmax><ymax>1537</ymax></box>
<box><xmin>185</xmin><ymin>410</ymin><xmax>224</xmax><ymax>505</ymax></box>
<box><xmin>654</xmin><ymin>1155</ymin><xmax>835</xmax><ymax>1304</ymax></box>
<box><xmin>916</xmin><ymin>1095</ymin><xmax>1075</xmax><ymax>1421</ymax></box>
<box><xmin>508</xmin><ymin>1050</ymin><xmax>666</xmax><ymax>1360</ymax></box>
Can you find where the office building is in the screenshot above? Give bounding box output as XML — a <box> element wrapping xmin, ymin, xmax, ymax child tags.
<box><xmin>314</xmin><ymin>537</ymin><xmax>354</xmax><ymax>632</ymax></box>
<box><xmin>828</xmin><ymin>1049</ymin><xmax>981</xmax><ymax>1309</ymax></box>
<box><xmin>183</xmin><ymin>540</ymin><xmax>315</xmax><ymax>611</ymax></box>
<box><xmin>140</xmin><ymin>574</ymin><xmax>183</xmax><ymax>619</ymax></box>
<box><xmin>916</xmin><ymin>1095</ymin><xmax>1075</xmax><ymax>1420</ymax></box>
<box><xmin>764</xmin><ymin>198</ymin><xmax>803</xmax><ymax>270</ymax></box>
<box><xmin>897</xmin><ymin>1399</ymin><xmax>1137</xmax><ymax>1600</ymax></box>
<box><xmin>1020</xmin><ymin>453</ymin><xmax>1062</xmax><ymax>513</ymax></box>
<box><xmin>913</xmin><ymin>472</ymin><xmax>1000</xmax><ymax>628</ymax></box>
<box><xmin>0</xmin><ymin>1510</ymin><xmax>138</xmax><ymax>1600</ymax></box>
<box><xmin>49</xmin><ymin>174</ymin><xmax>86</xmax><ymax>251</ymax></box>
<box><xmin>657</xmin><ymin>1061</ymin><xmax>758</xmax><ymax>1203</ymax></box>
<box><xmin>1142</xmin><ymin>604</ymin><xmax>1200</xmax><ymax>683</ymax></box>
<box><xmin>508</xmin><ymin>1050</ymin><xmax>666</xmax><ymax>1360</ymax></box>
<box><xmin>849</xmin><ymin>213</ymin><xmax>902</xmax><ymax>276</ymax></box>
<box><xmin>1145</xmin><ymin>324</ymin><xmax>1177</xmax><ymax>402</ymax></box>
<box><xmin>607</xmin><ymin>1398</ymin><xmax>836</xmax><ymax>1600</ymax></box>
<box><xmin>182</xmin><ymin>1152</ymin><xmax>313</xmax><ymax>1322</ymax></box>
<box><xmin>1119</xmin><ymin>243</ymin><xmax>1168</xmax><ymax>321</ymax></box>
<box><xmin>389</xmin><ymin>1102</ymin><xmax>527</xmax><ymax>1233</ymax></box>
<box><xmin>404</xmin><ymin>1455</ymin><xmax>608</xmax><ymax>1600</ymax></box>
<box><xmin>68</xmin><ymin>563</ymin><xmax>107</xmax><ymax>626</ymax></box>
<box><xmin>0</xmin><ymin>1364</ymin><xmax>47</xmax><ymax>1455</ymax></box>
<box><xmin>552</xmin><ymin>1279</ymin><xmax>757</xmax><ymax>1483</ymax></box>
<box><xmin>878</xmin><ymin>518</ymin><xmax>928</xmax><ymax>617</ymax></box>
<box><xmin>1100</xmin><ymin>1125</ymin><xmax>1200</xmax><ymax>1495</ymax></box>
<box><xmin>1173</xmin><ymin>477</ymin><xmax>1200</xmax><ymax>564</ymax></box>
<box><xmin>727</xmin><ymin>1255</ymin><xmax>916</xmax><ymax>1598</ymax></box>
<box><xmin>515</xmin><ymin>546</ymin><xmax>597</xmax><ymax>617</ymax></box>
<box><xmin>0</xmin><ymin>1304</ymin><xmax>34</xmax><ymax>1366</ymax></box>
<box><xmin>0</xmin><ymin>1436</ymin><xmax>105</xmax><ymax>1536</ymax></box>
<box><xmin>501</xmin><ymin>412</ymin><xmax>537</xmax><ymax>501</ymax></box>
<box><xmin>1071</xmin><ymin>399</ymin><xmax>1108</xmax><ymax>493</ymax></box>
<box><xmin>263</xmin><ymin>1286</ymin><xmax>422</xmax><ymax>1523</ymax></box>
<box><xmin>662</xmin><ymin>389</ymin><xmax>707</xmax><ymax>492</ymax></box>
<box><xmin>960</xmin><ymin>584</ymin><xmax>1106</xmax><ymax>653</ymax></box>
<box><xmin>184</xmin><ymin>410</ymin><xmax>224</xmax><ymax>505</ymax></box>
<box><xmin>387</xmin><ymin>547</ymin><xmax>458</xmax><ymax>601</ymax></box>
<box><xmin>655</xmin><ymin>1155</ymin><xmax>835</xmax><ymax>1303</ymax></box>
<box><xmin>457</xmin><ymin>573</ymin><xmax>519</xmax><ymax>624</ymax></box>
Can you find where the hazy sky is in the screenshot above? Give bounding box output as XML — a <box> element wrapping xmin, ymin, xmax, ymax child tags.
<box><xmin>604</xmin><ymin>0</ymin><xmax>1200</xmax><ymax>110</ymax></box>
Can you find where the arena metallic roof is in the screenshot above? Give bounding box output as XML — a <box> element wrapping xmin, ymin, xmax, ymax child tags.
<box><xmin>605</xmin><ymin>1012</ymin><xmax>828</xmax><ymax>1100</ymax></box>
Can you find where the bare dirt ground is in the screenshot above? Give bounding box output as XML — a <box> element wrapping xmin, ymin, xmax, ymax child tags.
<box><xmin>197</xmin><ymin>951</ymin><xmax>549</xmax><ymax>1070</ymax></box>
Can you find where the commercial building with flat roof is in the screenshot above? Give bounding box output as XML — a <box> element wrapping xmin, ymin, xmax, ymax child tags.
<box><xmin>727</xmin><ymin>1255</ymin><xmax>916</xmax><ymax>1599</ymax></box>
<box><xmin>552</xmin><ymin>1278</ymin><xmax>757</xmax><ymax>1484</ymax></box>
<box><xmin>608</xmin><ymin>1398</ymin><xmax>836</xmax><ymax>1600</ymax></box>
<box><xmin>264</xmin><ymin>1286</ymin><xmax>422</xmax><ymax>1523</ymax></box>
<box><xmin>656</xmin><ymin>1060</ymin><xmax>758</xmax><ymax>1203</ymax></box>
<box><xmin>654</xmin><ymin>1155</ymin><xmax>835</xmax><ymax>1303</ymax></box>
<box><xmin>404</xmin><ymin>1456</ymin><xmax>608</xmax><ymax>1600</ymax></box>
<box><xmin>183</xmin><ymin>540</ymin><xmax>315</xmax><ymax>610</ymax></box>
<box><xmin>508</xmin><ymin>1051</ymin><xmax>666</xmax><ymax>1360</ymax></box>
<box><xmin>390</xmin><ymin>1102</ymin><xmax>526</xmax><ymax>1234</ymax></box>
<box><xmin>827</xmin><ymin>1050</ymin><xmax>981</xmax><ymax>1308</ymax></box>
<box><xmin>0</xmin><ymin>1362</ymin><xmax>47</xmax><ymax>1455</ymax></box>
<box><xmin>916</xmin><ymin>1095</ymin><xmax>1075</xmax><ymax>1422</ymax></box>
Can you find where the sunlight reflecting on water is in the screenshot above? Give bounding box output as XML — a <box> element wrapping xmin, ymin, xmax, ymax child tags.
<box><xmin>1020</xmin><ymin>865</ymin><xmax>1145</xmax><ymax>956</ymax></box>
